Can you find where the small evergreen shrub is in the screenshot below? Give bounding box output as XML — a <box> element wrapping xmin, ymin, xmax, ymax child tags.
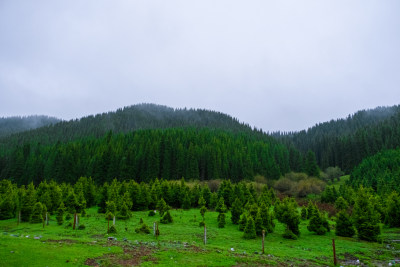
<box><xmin>160</xmin><ymin>211</ymin><xmax>173</xmax><ymax>224</ymax></box>
<box><xmin>108</xmin><ymin>225</ymin><xmax>117</xmax><ymax>234</ymax></box>
<box><xmin>283</xmin><ymin>228</ymin><xmax>298</xmax><ymax>240</ymax></box>
<box><xmin>135</xmin><ymin>223</ymin><xmax>150</xmax><ymax>234</ymax></box>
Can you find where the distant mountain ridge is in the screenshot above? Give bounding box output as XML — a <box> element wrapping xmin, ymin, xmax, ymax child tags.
<box><xmin>0</xmin><ymin>115</ymin><xmax>60</xmax><ymax>138</ymax></box>
<box><xmin>275</xmin><ymin>105</ymin><xmax>400</xmax><ymax>172</ymax></box>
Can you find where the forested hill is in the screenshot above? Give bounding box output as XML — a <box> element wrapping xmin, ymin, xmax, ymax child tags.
<box><xmin>0</xmin><ymin>104</ymin><xmax>259</xmax><ymax>153</ymax></box>
<box><xmin>0</xmin><ymin>115</ymin><xmax>60</xmax><ymax>138</ymax></box>
<box><xmin>0</xmin><ymin>128</ymin><xmax>298</xmax><ymax>185</ymax></box>
<box><xmin>274</xmin><ymin>105</ymin><xmax>400</xmax><ymax>172</ymax></box>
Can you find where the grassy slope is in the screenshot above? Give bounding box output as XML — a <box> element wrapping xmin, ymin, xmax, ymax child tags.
<box><xmin>0</xmin><ymin>207</ymin><xmax>399</xmax><ymax>266</ymax></box>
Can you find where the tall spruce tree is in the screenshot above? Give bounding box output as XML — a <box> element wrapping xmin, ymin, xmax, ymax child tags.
<box><xmin>56</xmin><ymin>202</ymin><xmax>65</xmax><ymax>225</ymax></box>
<box><xmin>307</xmin><ymin>209</ymin><xmax>329</xmax><ymax>235</ymax></box>
<box><xmin>385</xmin><ymin>191</ymin><xmax>400</xmax><ymax>228</ymax></box>
<box><xmin>30</xmin><ymin>202</ymin><xmax>44</xmax><ymax>223</ymax></box>
<box><xmin>243</xmin><ymin>216</ymin><xmax>256</xmax><ymax>239</ymax></box>
<box><xmin>239</xmin><ymin>213</ymin><xmax>247</xmax><ymax>231</ymax></box>
<box><xmin>20</xmin><ymin>183</ymin><xmax>36</xmax><ymax>222</ymax></box>
<box><xmin>335</xmin><ymin>210</ymin><xmax>355</xmax><ymax>237</ymax></box>
<box><xmin>353</xmin><ymin>187</ymin><xmax>381</xmax><ymax>242</ymax></box>
<box><xmin>230</xmin><ymin>198</ymin><xmax>243</xmax><ymax>225</ymax></box>
<box><xmin>275</xmin><ymin>197</ymin><xmax>301</xmax><ymax>238</ymax></box>
<box><xmin>305</xmin><ymin>150</ymin><xmax>320</xmax><ymax>177</ymax></box>
<box><xmin>259</xmin><ymin>202</ymin><xmax>274</xmax><ymax>233</ymax></box>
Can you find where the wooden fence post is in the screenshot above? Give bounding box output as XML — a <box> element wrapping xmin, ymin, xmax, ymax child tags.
<box><xmin>262</xmin><ymin>230</ymin><xmax>265</xmax><ymax>254</ymax></box>
<box><xmin>155</xmin><ymin>222</ymin><xmax>160</xmax><ymax>241</ymax></box>
<box><xmin>332</xmin><ymin>239</ymin><xmax>337</xmax><ymax>266</ymax></box>
<box><xmin>73</xmin><ymin>213</ymin><xmax>76</xmax><ymax>230</ymax></box>
<box><xmin>204</xmin><ymin>224</ymin><xmax>207</xmax><ymax>245</ymax></box>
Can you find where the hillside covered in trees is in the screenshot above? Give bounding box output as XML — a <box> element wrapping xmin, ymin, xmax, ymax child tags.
<box><xmin>349</xmin><ymin>149</ymin><xmax>400</xmax><ymax>194</ymax></box>
<box><xmin>0</xmin><ymin>104</ymin><xmax>259</xmax><ymax>153</ymax></box>
<box><xmin>0</xmin><ymin>128</ymin><xmax>301</xmax><ymax>185</ymax></box>
<box><xmin>274</xmin><ymin>105</ymin><xmax>400</xmax><ymax>172</ymax></box>
<box><xmin>0</xmin><ymin>115</ymin><xmax>60</xmax><ymax>138</ymax></box>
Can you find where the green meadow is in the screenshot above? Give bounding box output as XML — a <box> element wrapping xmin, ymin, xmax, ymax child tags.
<box><xmin>1</xmin><ymin>207</ymin><xmax>399</xmax><ymax>266</ymax></box>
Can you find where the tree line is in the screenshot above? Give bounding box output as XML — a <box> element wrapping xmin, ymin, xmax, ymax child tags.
<box><xmin>0</xmin><ymin>128</ymin><xmax>307</xmax><ymax>185</ymax></box>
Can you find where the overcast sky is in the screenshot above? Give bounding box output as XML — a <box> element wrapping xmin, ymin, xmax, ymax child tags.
<box><xmin>0</xmin><ymin>1</ymin><xmax>399</xmax><ymax>132</ymax></box>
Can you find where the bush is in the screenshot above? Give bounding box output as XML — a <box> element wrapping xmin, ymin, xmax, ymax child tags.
<box><xmin>243</xmin><ymin>216</ymin><xmax>256</xmax><ymax>239</ymax></box>
<box><xmin>217</xmin><ymin>213</ymin><xmax>226</xmax><ymax>228</ymax></box>
<box><xmin>335</xmin><ymin>210</ymin><xmax>355</xmax><ymax>237</ymax></box>
<box><xmin>65</xmin><ymin>213</ymin><xmax>72</xmax><ymax>221</ymax></box>
<box><xmin>199</xmin><ymin>221</ymin><xmax>205</xmax><ymax>227</ymax></box>
<box><xmin>135</xmin><ymin>223</ymin><xmax>150</xmax><ymax>234</ymax></box>
<box><xmin>30</xmin><ymin>202</ymin><xmax>44</xmax><ymax>223</ymax></box>
<box><xmin>239</xmin><ymin>213</ymin><xmax>247</xmax><ymax>231</ymax></box>
<box><xmin>148</xmin><ymin>210</ymin><xmax>156</xmax><ymax>216</ymax></box>
<box><xmin>307</xmin><ymin>210</ymin><xmax>329</xmax><ymax>235</ymax></box>
<box><xmin>109</xmin><ymin>225</ymin><xmax>117</xmax><ymax>234</ymax></box>
<box><xmin>283</xmin><ymin>228</ymin><xmax>298</xmax><ymax>240</ymax></box>
<box><xmin>78</xmin><ymin>224</ymin><xmax>86</xmax><ymax>230</ymax></box>
<box><xmin>160</xmin><ymin>211</ymin><xmax>173</xmax><ymax>224</ymax></box>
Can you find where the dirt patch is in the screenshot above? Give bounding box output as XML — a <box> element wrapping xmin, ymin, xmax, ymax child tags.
<box><xmin>85</xmin><ymin>245</ymin><xmax>157</xmax><ymax>266</ymax></box>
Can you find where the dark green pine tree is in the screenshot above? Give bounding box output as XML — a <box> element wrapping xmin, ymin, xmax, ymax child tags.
<box><xmin>307</xmin><ymin>209</ymin><xmax>329</xmax><ymax>235</ymax></box>
<box><xmin>217</xmin><ymin>212</ymin><xmax>226</xmax><ymax>228</ymax></box>
<box><xmin>335</xmin><ymin>210</ymin><xmax>355</xmax><ymax>237</ymax></box>
<box><xmin>353</xmin><ymin>187</ymin><xmax>381</xmax><ymax>242</ymax></box>
<box><xmin>157</xmin><ymin>198</ymin><xmax>169</xmax><ymax>217</ymax></box>
<box><xmin>117</xmin><ymin>202</ymin><xmax>131</xmax><ymax>220</ymax></box>
<box><xmin>306</xmin><ymin>201</ymin><xmax>317</xmax><ymax>219</ymax></box>
<box><xmin>106</xmin><ymin>200</ymin><xmax>117</xmax><ymax>216</ymax></box>
<box><xmin>385</xmin><ymin>191</ymin><xmax>400</xmax><ymax>228</ymax></box>
<box><xmin>30</xmin><ymin>202</ymin><xmax>44</xmax><ymax>223</ymax></box>
<box><xmin>275</xmin><ymin>197</ymin><xmax>301</xmax><ymax>238</ymax></box>
<box><xmin>238</xmin><ymin>213</ymin><xmax>247</xmax><ymax>231</ymax></box>
<box><xmin>243</xmin><ymin>216</ymin><xmax>256</xmax><ymax>239</ymax></box>
<box><xmin>182</xmin><ymin>191</ymin><xmax>191</xmax><ymax>210</ymax></box>
<box><xmin>98</xmin><ymin>184</ymin><xmax>108</xmax><ymax>213</ymax></box>
<box><xmin>198</xmin><ymin>196</ymin><xmax>207</xmax><ymax>223</ymax></box>
<box><xmin>20</xmin><ymin>183</ymin><xmax>36</xmax><ymax>222</ymax></box>
<box><xmin>259</xmin><ymin>202</ymin><xmax>274</xmax><ymax>233</ymax></box>
<box><xmin>335</xmin><ymin>196</ymin><xmax>349</xmax><ymax>211</ymax></box>
<box><xmin>217</xmin><ymin>197</ymin><xmax>227</xmax><ymax>228</ymax></box>
<box><xmin>209</xmin><ymin>192</ymin><xmax>218</xmax><ymax>210</ymax></box>
<box><xmin>160</xmin><ymin>210</ymin><xmax>173</xmax><ymax>224</ymax></box>
<box><xmin>0</xmin><ymin>190</ymin><xmax>16</xmax><ymax>220</ymax></box>
<box><xmin>215</xmin><ymin>197</ymin><xmax>226</xmax><ymax>213</ymax></box>
<box><xmin>230</xmin><ymin>198</ymin><xmax>243</xmax><ymax>225</ymax></box>
<box><xmin>65</xmin><ymin>190</ymin><xmax>79</xmax><ymax>214</ymax></box>
<box><xmin>56</xmin><ymin>202</ymin><xmax>65</xmax><ymax>225</ymax></box>
<box><xmin>254</xmin><ymin>209</ymin><xmax>264</xmax><ymax>236</ymax></box>
<box><xmin>305</xmin><ymin>150</ymin><xmax>320</xmax><ymax>177</ymax></box>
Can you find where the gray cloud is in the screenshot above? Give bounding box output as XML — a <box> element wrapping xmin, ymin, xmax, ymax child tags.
<box><xmin>1</xmin><ymin>0</ymin><xmax>399</xmax><ymax>131</ymax></box>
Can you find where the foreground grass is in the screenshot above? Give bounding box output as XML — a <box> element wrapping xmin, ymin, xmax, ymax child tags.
<box><xmin>1</xmin><ymin>207</ymin><xmax>399</xmax><ymax>266</ymax></box>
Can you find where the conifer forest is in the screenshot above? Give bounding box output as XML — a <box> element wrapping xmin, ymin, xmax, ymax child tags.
<box><xmin>1</xmin><ymin>104</ymin><xmax>400</xmax><ymax>266</ymax></box>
